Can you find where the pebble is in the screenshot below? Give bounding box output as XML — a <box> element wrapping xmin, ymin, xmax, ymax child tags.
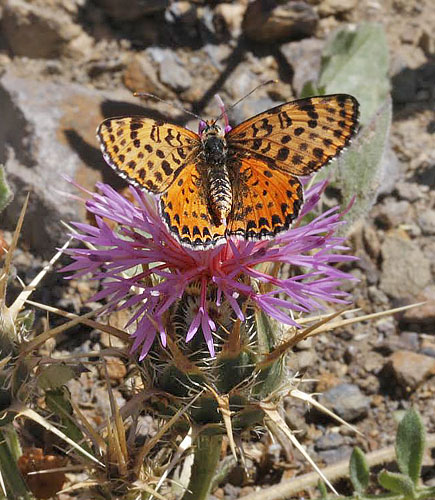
<box><xmin>318</xmin><ymin>383</ymin><xmax>370</xmax><ymax>422</ymax></box>
<box><xmin>375</xmin><ymin>199</ymin><xmax>412</xmax><ymax>229</ymax></box>
<box><xmin>395</xmin><ymin>181</ymin><xmax>424</xmax><ymax>202</ymax></box>
<box><xmin>402</xmin><ymin>286</ymin><xmax>435</xmax><ymax>326</ymax></box>
<box><xmin>2</xmin><ymin>0</ymin><xmax>85</xmax><ymax>58</ymax></box>
<box><xmin>242</xmin><ymin>0</ymin><xmax>318</xmax><ymax>43</ymax></box>
<box><xmin>379</xmin><ymin>234</ymin><xmax>431</xmax><ymax>300</ymax></box>
<box><xmin>387</xmin><ymin>350</ymin><xmax>435</xmax><ymax>390</ymax></box>
<box><xmin>317</xmin><ymin>0</ymin><xmax>357</xmax><ymax>17</ymax></box>
<box><xmin>123</xmin><ymin>53</ymin><xmax>175</xmax><ymax>98</ymax></box>
<box><xmin>157</xmin><ymin>51</ymin><xmax>193</xmax><ymax>92</ymax></box>
<box><xmin>418</xmin><ymin>210</ymin><xmax>435</xmax><ymax>235</ymax></box>
<box><xmin>280</xmin><ymin>38</ymin><xmax>323</xmax><ymax>96</ymax></box>
<box><xmin>421</xmin><ymin>338</ymin><xmax>435</xmax><ymax>358</ymax></box>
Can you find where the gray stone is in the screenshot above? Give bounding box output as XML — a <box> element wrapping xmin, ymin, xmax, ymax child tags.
<box><xmin>317</xmin><ymin>446</ymin><xmax>353</xmax><ymax>465</ymax></box>
<box><xmin>418</xmin><ymin>210</ymin><xmax>435</xmax><ymax>235</ymax></box>
<box><xmin>395</xmin><ymin>181</ymin><xmax>424</xmax><ymax>202</ymax></box>
<box><xmin>319</xmin><ymin>383</ymin><xmax>370</xmax><ymax>422</ymax></box>
<box><xmin>0</xmin><ymin>67</ymin><xmax>135</xmax><ymax>256</ymax></box>
<box><xmin>2</xmin><ymin>0</ymin><xmax>85</xmax><ymax>59</ymax></box>
<box><xmin>242</xmin><ymin>0</ymin><xmax>318</xmax><ymax>43</ymax></box>
<box><xmin>280</xmin><ymin>38</ymin><xmax>324</xmax><ymax>96</ymax></box>
<box><xmin>315</xmin><ymin>432</ymin><xmax>345</xmax><ymax>451</ymax></box>
<box><xmin>379</xmin><ymin>234</ymin><xmax>431</xmax><ymax>299</ymax></box>
<box><xmin>158</xmin><ymin>52</ymin><xmax>192</xmax><ymax>92</ymax></box>
<box><xmin>375</xmin><ymin>199</ymin><xmax>412</xmax><ymax>228</ymax></box>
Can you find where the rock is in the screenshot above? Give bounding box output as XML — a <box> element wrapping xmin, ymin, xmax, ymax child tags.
<box><xmin>315</xmin><ymin>432</ymin><xmax>345</xmax><ymax>451</ymax></box>
<box><xmin>379</xmin><ymin>234</ymin><xmax>431</xmax><ymax>300</ymax></box>
<box><xmin>2</xmin><ymin>0</ymin><xmax>85</xmax><ymax>58</ymax></box>
<box><xmin>242</xmin><ymin>0</ymin><xmax>318</xmax><ymax>43</ymax></box>
<box><xmin>317</xmin><ymin>0</ymin><xmax>357</xmax><ymax>17</ymax></box>
<box><xmin>402</xmin><ymin>286</ymin><xmax>435</xmax><ymax>326</ymax></box>
<box><xmin>386</xmin><ymin>350</ymin><xmax>435</xmax><ymax>390</ymax></box>
<box><xmin>394</xmin><ymin>181</ymin><xmax>424</xmax><ymax>202</ymax></box>
<box><xmin>363</xmin><ymin>351</ymin><xmax>384</xmax><ymax>373</ymax></box>
<box><xmin>164</xmin><ymin>2</ymin><xmax>200</xmax><ymax>42</ymax></box>
<box><xmin>378</xmin><ymin>331</ymin><xmax>420</xmax><ymax>355</ymax></box>
<box><xmin>314</xmin><ymin>432</ymin><xmax>351</xmax><ymax>464</ymax></box>
<box><xmin>375</xmin><ymin>317</ymin><xmax>396</xmax><ymax>337</ymax></box>
<box><xmin>95</xmin><ymin>0</ymin><xmax>168</xmax><ymax>21</ymax></box>
<box><xmin>317</xmin><ymin>445</ymin><xmax>353</xmax><ymax>464</ymax></box>
<box><xmin>296</xmin><ymin>349</ymin><xmax>316</xmax><ymax>370</ymax></box>
<box><xmin>158</xmin><ymin>52</ymin><xmax>193</xmax><ymax>92</ymax></box>
<box><xmin>362</xmin><ymin>223</ymin><xmax>381</xmax><ymax>260</ymax></box>
<box><xmin>319</xmin><ymin>383</ymin><xmax>370</xmax><ymax>422</ymax></box>
<box><xmin>123</xmin><ymin>53</ymin><xmax>175</xmax><ymax>98</ymax></box>
<box><xmin>421</xmin><ymin>339</ymin><xmax>435</xmax><ymax>358</ymax></box>
<box><xmin>214</xmin><ymin>2</ymin><xmax>246</xmax><ymax>39</ymax></box>
<box><xmin>375</xmin><ymin>199</ymin><xmax>412</xmax><ymax>229</ymax></box>
<box><xmin>0</xmin><ymin>67</ymin><xmax>136</xmax><ymax>256</ymax></box>
<box><xmin>418</xmin><ymin>210</ymin><xmax>435</xmax><ymax>235</ymax></box>
<box><xmin>355</xmin><ymin>250</ymin><xmax>379</xmax><ymax>285</ymax></box>
<box><xmin>280</xmin><ymin>38</ymin><xmax>324</xmax><ymax>96</ymax></box>
<box><xmin>367</xmin><ymin>286</ymin><xmax>389</xmax><ymax>306</ymax></box>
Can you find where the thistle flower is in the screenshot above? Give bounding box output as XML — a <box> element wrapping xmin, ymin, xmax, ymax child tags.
<box><xmin>63</xmin><ymin>180</ymin><xmax>356</xmax><ymax>359</ymax></box>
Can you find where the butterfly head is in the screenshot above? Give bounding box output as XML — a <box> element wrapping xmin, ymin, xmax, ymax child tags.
<box><xmin>198</xmin><ymin>120</ymin><xmax>224</xmax><ymax>139</ymax></box>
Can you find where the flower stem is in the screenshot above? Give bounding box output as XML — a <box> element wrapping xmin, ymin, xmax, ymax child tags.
<box><xmin>181</xmin><ymin>434</ymin><xmax>222</xmax><ymax>500</ymax></box>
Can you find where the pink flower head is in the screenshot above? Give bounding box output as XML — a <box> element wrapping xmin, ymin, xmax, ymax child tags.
<box><xmin>63</xmin><ymin>181</ymin><xmax>357</xmax><ymax>359</ymax></box>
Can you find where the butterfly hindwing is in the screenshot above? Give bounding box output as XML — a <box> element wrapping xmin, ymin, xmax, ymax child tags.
<box><xmin>227</xmin><ymin>94</ymin><xmax>359</xmax><ymax>176</ymax></box>
<box><xmin>97</xmin><ymin>117</ymin><xmax>200</xmax><ymax>194</ymax></box>
<box><xmin>227</xmin><ymin>157</ymin><xmax>303</xmax><ymax>240</ymax></box>
<box><xmin>160</xmin><ymin>162</ymin><xmax>227</xmax><ymax>249</ymax></box>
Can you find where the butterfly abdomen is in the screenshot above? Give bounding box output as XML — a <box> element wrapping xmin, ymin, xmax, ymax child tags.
<box><xmin>208</xmin><ymin>165</ymin><xmax>232</xmax><ymax>226</ymax></box>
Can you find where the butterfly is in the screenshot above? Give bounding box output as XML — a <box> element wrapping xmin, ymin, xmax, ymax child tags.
<box><xmin>97</xmin><ymin>94</ymin><xmax>359</xmax><ymax>250</ymax></box>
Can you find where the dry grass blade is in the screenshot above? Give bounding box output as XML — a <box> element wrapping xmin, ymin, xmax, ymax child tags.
<box><xmin>290</xmin><ymin>388</ymin><xmax>362</xmax><ymax>436</ymax></box>
<box><xmin>0</xmin><ymin>193</ymin><xmax>29</xmax><ymax>302</ymax></box>
<box><xmin>262</xmin><ymin>403</ymin><xmax>338</xmax><ymax>495</ymax></box>
<box><xmin>9</xmin><ymin>238</ymin><xmax>73</xmax><ymax>320</ymax></box>
<box><xmin>20</xmin><ymin>304</ymin><xmax>108</xmax><ymax>356</ymax></box>
<box><xmin>24</xmin><ymin>299</ymin><xmax>130</xmax><ymax>343</ymax></box>
<box><xmin>305</xmin><ymin>301</ymin><xmax>427</xmax><ymax>336</ymax></box>
<box><xmin>9</xmin><ymin>402</ymin><xmax>104</xmax><ymax>467</ymax></box>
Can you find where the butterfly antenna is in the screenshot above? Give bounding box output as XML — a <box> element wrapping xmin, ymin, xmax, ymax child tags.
<box><xmin>214</xmin><ymin>79</ymin><xmax>278</xmax><ymax>124</ymax></box>
<box><xmin>134</xmin><ymin>91</ymin><xmax>204</xmax><ymax>122</ymax></box>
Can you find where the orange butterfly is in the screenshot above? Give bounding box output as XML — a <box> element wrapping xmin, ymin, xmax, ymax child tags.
<box><xmin>97</xmin><ymin>94</ymin><xmax>359</xmax><ymax>250</ymax></box>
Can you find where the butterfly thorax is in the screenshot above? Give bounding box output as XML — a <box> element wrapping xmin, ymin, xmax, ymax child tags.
<box><xmin>201</xmin><ymin>122</ymin><xmax>232</xmax><ymax>226</ymax></box>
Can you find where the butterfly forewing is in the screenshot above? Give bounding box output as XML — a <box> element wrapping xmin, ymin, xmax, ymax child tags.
<box><xmin>227</xmin><ymin>94</ymin><xmax>359</xmax><ymax>176</ymax></box>
<box><xmin>97</xmin><ymin>117</ymin><xmax>200</xmax><ymax>193</ymax></box>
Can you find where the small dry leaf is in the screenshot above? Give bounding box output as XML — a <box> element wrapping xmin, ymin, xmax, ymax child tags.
<box><xmin>18</xmin><ymin>447</ymin><xmax>67</xmax><ymax>499</ymax></box>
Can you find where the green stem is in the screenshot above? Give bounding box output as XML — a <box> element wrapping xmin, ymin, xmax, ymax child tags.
<box><xmin>0</xmin><ymin>428</ymin><xmax>30</xmax><ymax>499</ymax></box>
<box><xmin>181</xmin><ymin>434</ymin><xmax>222</xmax><ymax>500</ymax></box>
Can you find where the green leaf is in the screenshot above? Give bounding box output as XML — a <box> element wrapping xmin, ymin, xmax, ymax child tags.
<box><xmin>396</xmin><ymin>408</ymin><xmax>426</xmax><ymax>485</ymax></box>
<box><xmin>37</xmin><ymin>364</ymin><xmax>75</xmax><ymax>390</ymax></box>
<box><xmin>349</xmin><ymin>447</ymin><xmax>369</xmax><ymax>493</ymax></box>
<box><xmin>319</xmin><ymin>23</ymin><xmax>389</xmax><ymax>126</ymax></box>
<box><xmin>328</xmin><ymin>96</ymin><xmax>392</xmax><ymax>233</ymax></box>
<box><xmin>45</xmin><ymin>388</ymin><xmax>89</xmax><ymax>450</ymax></box>
<box><xmin>0</xmin><ymin>165</ymin><xmax>13</xmax><ymax>213</ymax></box>
<box><xmin>378</xmin><ymin>470</ymin><xmax>416</xmax><ymax>498</ymax></box>
<box><xmin>317</xmin><ymin>480</ymin><xmax>328</xmax><ymax>499</ymax></box>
